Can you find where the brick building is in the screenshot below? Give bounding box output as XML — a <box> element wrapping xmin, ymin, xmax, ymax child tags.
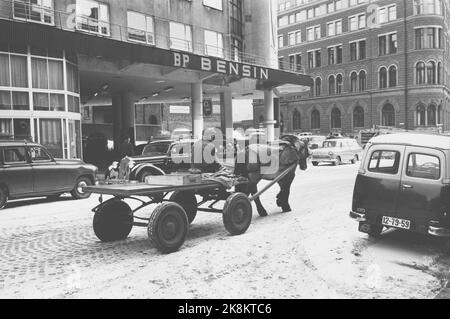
<box><xmin>254</xmin><ymin>0</ymin><xmax>450</xmax><ymax>136</ymax></box>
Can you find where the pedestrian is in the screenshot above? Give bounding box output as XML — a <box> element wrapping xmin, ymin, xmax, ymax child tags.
<box><xmin>119</xmin><ymin>137</ymin><xmax>134</xmax><ymax>158</ymax></box>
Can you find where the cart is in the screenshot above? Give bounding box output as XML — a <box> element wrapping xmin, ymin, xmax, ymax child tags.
<box><xmin>84</xmin><ymin>164</ymin><xmax>297</xmax><ymax>253</ymax></box>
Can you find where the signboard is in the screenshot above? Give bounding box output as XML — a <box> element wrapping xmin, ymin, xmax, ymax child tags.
<box><xmin>203</xmin><ymin>99</ymin><xmax>213</xmax><ymax>117</ymax></box>
<box><xmin>170</xmin><ymin>105</ymin><xmax>190</xmax><ymax>114</ymax></box>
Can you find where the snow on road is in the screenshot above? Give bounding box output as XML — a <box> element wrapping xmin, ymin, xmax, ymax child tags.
<box><xmin>0</xmin><ymin>163</ymin><xmax>448</xmax><ymax>299</ymax></box>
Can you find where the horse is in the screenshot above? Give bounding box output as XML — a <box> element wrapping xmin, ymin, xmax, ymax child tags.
<box><xmin>234</xmin><ymin>135</ymin><xmax>310</xmax><ymax>217</ymax></box>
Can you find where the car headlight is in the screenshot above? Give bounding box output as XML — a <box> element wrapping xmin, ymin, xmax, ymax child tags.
<box><xmin>328</xmin><ymin>151</ymin><xmax>334</xmax><ymax>157</ymax></box>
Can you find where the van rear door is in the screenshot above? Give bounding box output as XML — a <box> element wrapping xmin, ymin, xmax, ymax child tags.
<box><xmin>396</xmin><ymin>147</ymin><xmax>445</xmax><ymax>234</ymax></box>
<box><xmin>353</xmin><ymin>145</ymin><xmax>405</xmax><ymax>223</ymax></box>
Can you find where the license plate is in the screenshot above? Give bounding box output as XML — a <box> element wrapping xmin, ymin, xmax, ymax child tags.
<box><xmin>382</xmin><ymin>216</ymin><xmax>411</xmax><ymax>230</ymax></box>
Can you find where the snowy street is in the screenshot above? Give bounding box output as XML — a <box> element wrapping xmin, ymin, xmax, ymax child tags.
<box><xmin>0</xmin><ymin>163</ymin><xmax>449</xmax><ymax>299</ymax></box>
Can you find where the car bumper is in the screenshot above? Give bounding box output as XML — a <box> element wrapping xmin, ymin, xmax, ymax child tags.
<box><xmin>349</xmin><ymin>211</ymin><xmax>367</xmax><ymax>222</ymax></box>
<box><xmin>311</xmin><ymin>157</ymin><xmax>337</xmax><ymax>163</ymax></box>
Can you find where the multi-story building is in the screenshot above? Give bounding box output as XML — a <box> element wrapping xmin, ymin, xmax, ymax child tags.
<box><xmin>255</xmin><ymin>0</ymin><xmax>450</xmax><ymax>135</ymax></box>
<box><xmin>0</xmin><ymin>0</ymin><xmax>311</xmax><ymax>158</ymax></box>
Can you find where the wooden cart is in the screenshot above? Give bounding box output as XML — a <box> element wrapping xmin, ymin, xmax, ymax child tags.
<box><xmin>84</xmin><ymin>164</ymin><xmax>296</xmax><ymax>253</ymax></box>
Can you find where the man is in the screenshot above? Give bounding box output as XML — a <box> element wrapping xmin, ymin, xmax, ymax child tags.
<box><xmin>119</xmin><ymin>137</ymin><xmax>134</xmax><ymax>158</ymax></box>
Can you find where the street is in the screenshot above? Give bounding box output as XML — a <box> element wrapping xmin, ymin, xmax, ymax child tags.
<box><xmin>0</xmin><ymin>163</ymin><xmax>449</xmax><ymax>299</ymax></box>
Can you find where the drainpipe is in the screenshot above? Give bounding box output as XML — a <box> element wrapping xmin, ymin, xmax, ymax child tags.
<box><xmin>404</xmin><ymin>0</ymin><xmax>409</xmax><ymax>130</ymax></box>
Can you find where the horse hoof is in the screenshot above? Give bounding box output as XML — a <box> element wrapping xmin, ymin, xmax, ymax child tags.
<box><xmin>282</xmin><ymin>206</ymin><xmax>292</xmax><ymax>213</ymax></box>
<box><xmin>276</xmin><ymin>199</ymin><xmax>283</xmax><ymax>208</ymax></box>
<box><xmin>258</xmin><ymin>210</ymin><xmax>268</xmax><ymax>217</ymax></box>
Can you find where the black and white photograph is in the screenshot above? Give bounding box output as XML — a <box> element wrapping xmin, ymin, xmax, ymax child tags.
<box><xmin>0</xmin><ymin>0</ymin><xmax>450</xmax><ymax>303</ymax></box>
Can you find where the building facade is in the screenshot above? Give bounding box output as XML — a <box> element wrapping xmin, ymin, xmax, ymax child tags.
<box><xmin>1</xmin><ymin>0</ymin><xmax>305</xmax><ymax>159</ymax></box>
<box><xmin>254</xmin><ymin>0</ymin><xmax>450</xmax><ymax>135</ymax></box>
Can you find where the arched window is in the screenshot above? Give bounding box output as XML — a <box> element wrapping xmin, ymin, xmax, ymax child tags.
<box><xmin>416</xmin><ymin>62</ymin><xmax>426</xmax><ymax>84</ymax></box>
<box><xmin>416</xmin><ymin>104</ymin><xmax>426</xmax><ymax>126</ymax></box>
<box><xmin>350</xmin><ymin>72</ymin><xmax>358</xmax><ymax>92</ymax></box>
<box><xmin>388</xmin><ymin>66</ymin><xmax>397</xmax><ymax>87</ymax></box>
<box><xmin>359</xmin><ymin>70</ymin><xmax>366</xmax><ymax>91</ymax></box>
<box><xmin>293</xmin><ymin>109</ymin><xmax>301</xmax><ymax>131</ymax></box>
<box><xmin>437</xmin><ymin>62</ymin><xmax>442</xmax><ymax>84</ymax></box>
<box><xmin>379</xmin><ymin>67</ymin><xmax>387</xmax><ymax>88</ymax></box>
<box><xmin>149</xmin><ymin>115</ymin><xmax>158</xmax><ymax>125</ymax></box>
<box><xmin>311</xmin><ymin>108</ymin><xmax>320</xmax><ymax>130</ymax></box>
<box><xmin>328</xmin><ymin>75</ymin><xmax>335</xmax><ymax>95</ymax></box>
<box><xmin>315</xmin><ymin>77</ymin><xmax>321</xmax><ymax>96</ymax></box>
<box><xmin>336</xmin><ymin>74</ymin><xmax>343</xmax><ymax>94</ymax></box>
<box><xmin>382</xmin><ymin>103</ymin><xmax>395</xmax><ymax>126</ymax></box>
<box><xmin>428</xmin><ymin>104</ymin><xmax>437</xmax><ymax>126</ymax></box>
<box><xmin>427</xmin><ymin>61</ymin><xmax>436</xmax><ymax>84</ymax></box>
<box><xmin>331</xmin><ymin>107</ymin><xmax>341</xmax><ymax>129</ymax></box>
<box><xmin>353</xmin><ymin>106</ymin><xmax>364</xmax><ymax>128</ymax></box>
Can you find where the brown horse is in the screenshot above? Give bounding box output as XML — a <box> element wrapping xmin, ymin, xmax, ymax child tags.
<box><xmin>234</xmin><ymin>135</ymin><xmax>309</xmax><ymax>217</ymax></box>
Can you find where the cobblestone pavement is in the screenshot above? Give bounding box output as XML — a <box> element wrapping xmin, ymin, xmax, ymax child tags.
<box><xmin>0</xmin><ymin>163</ymin><xmax>448</xmax><ymax>298</ymax></box>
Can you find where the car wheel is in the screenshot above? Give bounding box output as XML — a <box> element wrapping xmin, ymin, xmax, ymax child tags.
<box><xmin>71</xmin><ymin>177</ymin><xmax>93</xmax><ymax>200</ymax></box>
<box><xmin>0</xmin><ymin>186</ymin><xmax>8</xmax><ymax>210</ymax></box>
<box><xmin>312</xmin><ymin>162</ymin><xmax>319</xmax><ymax>166</ymax></box>
<box><xmin>138</xmin><ymin>170</ymin><xmax>156</xmax><ymax>183</ymax></box>
<box><xmin>334</xmin><ymin>157</ymin><xmax>342</xmax><ymax>166</ymax></box>
<box><xmin>350</xmin><ymin>155</ymin><xmax>357</xmax><ymax>164</ymax></box>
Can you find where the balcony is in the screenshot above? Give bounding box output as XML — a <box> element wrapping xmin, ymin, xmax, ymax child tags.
<box><xmin>76</xmin><ymin>15</ymin><xmax>110</xmax><ymax>37</ymax></box>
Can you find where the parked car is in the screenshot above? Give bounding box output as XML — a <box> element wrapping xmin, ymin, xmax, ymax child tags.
<box><xmin>0</xmin><ymin>140</ymin><xmax>98</xmax><ymax>209</ymax></box>
<box><xmin>310</xmin><ymin>138</ymin><xmax>363</xmax><ymax>166</ymax></box>
<box><xmin>350</xmin><ymin>133</ymin><xmax>450</xmax><ymax>238</ymax></box>
<box><xmin>107</xmin><ymin>139</ymin><xmax>197</xmax><ymax>182</ymax></box>
<box><xmin>307</xmin><ymin>135</ymin><xmax>326</xmax><ymax>151</ymax></box>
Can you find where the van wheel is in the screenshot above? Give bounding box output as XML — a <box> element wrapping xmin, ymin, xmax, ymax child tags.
<box><xmin>71</xmin><ymin>177</ymin><xmax>93</xmax><ymax>200</ymax></box>
<box><xmin>0</xmin><ymin>186</ymin><xmax>8</xmax><ymax>210</ymax></box>
<box><xmin>368</xmin><ymin>224</ymin><xmax>383</xmax><ymax>237</ymax></box>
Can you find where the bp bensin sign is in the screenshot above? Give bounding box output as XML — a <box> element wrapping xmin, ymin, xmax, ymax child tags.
<box><xmin>173</xmin><ymin>52</ymin><xmax>270</xmax><ymax>80</ymax></box>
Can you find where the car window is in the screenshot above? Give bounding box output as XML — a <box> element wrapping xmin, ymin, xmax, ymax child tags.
<box><xmin>3</xmin><ymin>147</ymin><xmax>27</xmax><ymax>164</ymax></box>
<box><xmin>323</xmin><ymin>141</ymin><xmax>337</xmax><ymax>148</ymax></box>
<box><xmin>368</xmin><ymin>150</ymin><xmax>400</xmax><ymax>175</ymax></box>
<box><xmin>143</xmin><ymin>143</ymin><xmax>171</xmax><ymax>155</ymax></box>
<box><xmin>30</xmin><ymin>147</ymin><xmax>52</xmax><ymax>162</ymax></box>
<box><xmin>170</xmin><ymin>143</ymin><xmax>191</xmax><ymax>156</ymax></box>
<box><xmin>407</xmin><ymin>153</ymin><xmax>441</xmax><ymax>180</ymax></box>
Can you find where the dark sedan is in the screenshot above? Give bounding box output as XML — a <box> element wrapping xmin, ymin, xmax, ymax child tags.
<box><xmin>0</xmin><ymin>141</ymin><xmax>98</xmax><ymax>209</ymax></box>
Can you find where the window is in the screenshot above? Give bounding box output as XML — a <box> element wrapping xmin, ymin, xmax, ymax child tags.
<box><xmin>3</xmin><ymin>147</ymin><xmax>27</xmax><ymax>164</ymax></box>
<box><xmin>31</xmin><ymin>57</ymin><xmax>63</xmax><ymax>90</ymax></box>
<box><xmin>415</xmin><ymin>27</ymin><xmax>442</xmax><ymax>49</ymax></box>
<box><xmin>328</xmin><ymin>47</ymin><xmax>335</xmax><ymax>65</ymax></box>
<box><xmin>39</xmin><ymin>119</ymin><xmax>63</xmax><ymax>158</ymax></box>
<box><xmin>289</xmin><ymin>55</ymin><xmax>295</xmax><ymax>71</ymax></box>
<box><xmin>336</xmin><ymin>74</ymin><xmax>343</xmax><ymax>94</ymax></box>
<box><xmin>13</xmin><ymin>0</ymin><xmax>54</xmax><ymax>25</ymax></box>
<box><xmin>76</xmin><ymin>0</ymin><xmax>110</xmax><ymax>36</ymax></box>
<box><xmin>308</xmin><ymin>49</ymin><xmax>321</xmax><ymax>68</ymax></box>
<box><xmin>295</xmin><ymin>31</ymin><xmax>302</xmax><ymax>44</ymax></box>
<box><xmin>369</xmin><ymin>151</ymin><xmax>400</xmax><ymax>175</ymax></box>
<box><xmin>170</xmin><ymin>22</ymin><xmax>193</xmax><ymax>52</ymax></box>
<box><xmin>359</xmin><ymin>70</ymin><xmax>367</xmax><ymax>91</ymax></box>
<box><xmin>353</xmin><ymin>106</ymin><xmax>364</xmax><ymax>128</ymax></box>
<box><xmin>204</xmin><ymin>30</ymin><xmax>224</xmax><ymax>58</ymax></box>
<box><xmin>407</xmin><ymin>153</ymin><xmax>440</xmax><ymax>180</ymax></box>
<box><xmin>328</xmin><ymin>75</ymin><xmax>335</xmax><ymax>94</ymax></box>
<box><xmin>328</xmin><ymin>45</ymin><xmax>342</xmax><ymax>65</ymax></box>
<box><xmin>288</xmin><ymin>32</ymin><xmax>295</xmax><ymax>46</ymax></box>
<box><xmin>416</xmin><ymin>61</ymin><xmax>426</xmax><ymax>84</ymax></box>
<box><xmin>327</xmin><ymin>20</ymin><xmax>342</xmax><ymax>37</ymax></box>
<box><xmin>307</xmin><ymin>26</ymin><xmax>321</xmax><ymax>41</ymax></box>
<box><xmin>382</xmin><ymin>104</ymin><xmax>395</xmax><ymax>126</ymax></box>
<box><xmin>311</xmin><ymin>109</ymin><xmax>320</xmax><ymax>130</ymax></box>
<box><xmin>349</xmin><ymin>14</ymin><xmax>365</xmax><ymax>31</ymax></box>
<box><xmin>331</xmin><ymin>107</ymin><xmax>341</xmax><ymax>129</ymax></box>
<box><xmin>296</xmin><ymin>11</ymin><xmax>306</xmax><ymax>22</ymax></box>
<box><xmin>279</xmin><ymin>16</ymin><xmax>288</xmax><ymax>27</ymax></box>
<box><xmin>203</xmin><ymin>0</ymin><xmax>223</xmax><ymax>10</ymax></box>
<box><xmin>350</xmin><ymin>40</ymin><xmax>365</xmax><ymax>60</ymax></box>
<box><xmin>428</xmin><ymin>104</ymin><xmax>437</xmax><ymax>125</ymax></box>
<box><xmin>426</xmin><ymin>61</ymin><xmax>436</xmax><ymax>84</ymax></box>
<box><xmin>293</xmin><ymin>109</ymin><xmax>301</xmax><ymax>130</ymax></box>
<box><xmin>278</xmin><ymin>36</ymin><xmax>284</xmax><ymax>48</ymax></box>
<box><xmin>379</xmin><ymin>67</ymin><xmax>387</xmax><ymax>88</ymax></box>
<box><xmin>417</xmin><ymin>104</ymin><xmax>426</xmax><ymax>125</ymax></box>
<box><xmin>315</xmin><ymin>77</ymin><xmax>321</xmax><ymax>96</ymax></box>
<box><xmin>350</xmin><ymin>72</ymin><xmax>358</xmax><ymax>92</ymax></box>
<box><xmin>414</xmin><ymin>0</ymin><xmax>443</xmax><ymax>15</ymax></box>
<box><xmin>389</xmin><ymin>66</ymin><xmax>397</xmax><ymax>87</ymax></box>
<box><xmin>127</xmin><ymin>11</ymin><xmax>155</xmax><ymax>44</ymax></box>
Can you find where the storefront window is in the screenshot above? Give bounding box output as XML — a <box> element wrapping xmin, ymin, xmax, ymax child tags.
<box><xmin>69</xmin><ymin>120</ymin><xmax>81</xmax><ymax>159</ymax></box>
<box><xmin>12</xmin><ymin>91</ymin><xmax>29</xmax><ymax>110</ymax></box>
<box><xmin>0</xmin><ymin>53</ymin><xmax>10</xmax><ymax>86</ymax></box>
<box><xmin>10</xmin><ymin>55</ymin><xmax>28</xmax><ymax>88</ymax></box>
<box><xmin>0</xmin><ymin>91</ymin><xmax>11</xmax><ymax>109</ymax></box>
<box><xmin>39</xmin><ymin>119</ymin><xmax>63</xmax><ymax>158</ymax></box>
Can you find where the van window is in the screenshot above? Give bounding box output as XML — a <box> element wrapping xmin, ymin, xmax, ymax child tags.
<box><xmin>368</xmin><ymin>150</ymin><xmax>400</xmax><ymax>174</ymax></box>
<box><xmin>406</xmin><ymin>153</ymin><xmax>441</xmax><ymax>180</ymax></box>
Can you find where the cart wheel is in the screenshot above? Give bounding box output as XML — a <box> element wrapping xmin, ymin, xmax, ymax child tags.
<box><xmin>93</xmin><ymin>200</ymin><xmax>133</xmax><ymax>242</ymax></box>
<box><xmin>148</xmin><ymin>202</ymin><xmax>189</xmax><ymax>254</ymax></box>
<box><xmin>223</xmin><ymin>193</ymin><xmax>252</xmax><ymax>236</ymax></box>
<box><xmin>169</xmin><ymin>191</ymin><xmax>197</xmax><ymax>224</ymax></box>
